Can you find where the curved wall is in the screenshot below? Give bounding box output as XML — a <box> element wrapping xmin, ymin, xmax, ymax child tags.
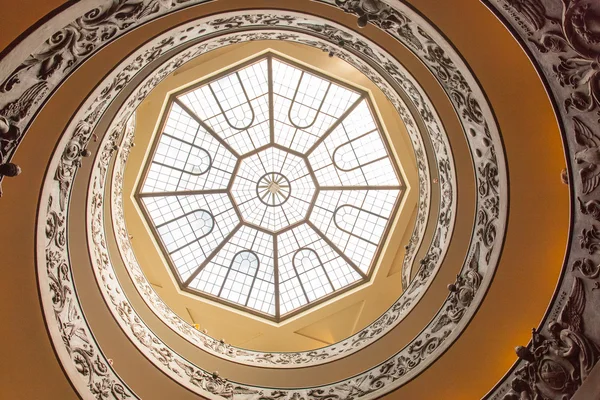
<box><xmin>0</xmin><ymin>0</ymin><xmax>575</xmax><ymax>399</ymax></box>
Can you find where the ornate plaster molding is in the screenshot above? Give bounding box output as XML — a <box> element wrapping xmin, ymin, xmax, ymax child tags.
<box><xmin>0</xmin><ymin>0</ymin><xmax>204</xmax><ymax>186</ymax></box>
<box><xmin>479</xmin><ymin>0</ymin><xmax>600</xmax><ymax>398</ymax></box>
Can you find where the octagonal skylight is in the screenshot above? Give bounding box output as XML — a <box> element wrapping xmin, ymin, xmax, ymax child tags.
<box><xmin>136</xmin><ymin>53</ymin><xmax>404</xmax><ymax>321</ymax></box>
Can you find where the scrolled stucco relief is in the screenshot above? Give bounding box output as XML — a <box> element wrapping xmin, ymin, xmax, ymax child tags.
<box><xmin>29</xmin><ymin>3</ymin><xmax>507</xmax><ymax>400</ymax></box>
<box><xmin>0</xmin><ymin>0</ymin><xmax>203</xmax><ymax>183</ymax></box>
<box><xmin>40</xmin><ymin>99</ymin><xmax>136</xmax><ymax>400</ymax></box>
<box><xmin>482</xmin><ymin>0</ymin><xmax>600</xmax><ymax>398</ymax></box>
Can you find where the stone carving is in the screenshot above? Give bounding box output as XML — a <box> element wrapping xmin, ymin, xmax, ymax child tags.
<box><xmin>504</xmin><ymin>0</ymin><xmax>547</xmax><ymax>31</ymax></box>
<box><xmin>572</xmin><ymin>258</ymin><xmax>600</xmax><ymax>279</ymax></box>
<box><xmin>0</xmin><ymin>82</ymin><xmax>47</xmax><ymax>151</ymax></box>
<box><xmin>484</xmin><ymin>2</ymin><xmax>600</xmax><ymax>399</ymax></box>
<box><xmin>578</xmin><ymin>197</ymin><xmax>600</xmax><ymax>221</ymax></box>
<box><xmin>55</xmin><ymin>136</ymin><xmax>91</xmax><ymax>211</ymax></box>
<box><xmin>0</xmin><ymin>82</ymin><xmax>48</xmax><ymax>192</ymax></box>
<box><xmin>574</xmin><ymin>117</ymin><xmax>600</xmax><ymax>195</ymax></box>
<box><xmin>334</xmin><ymin>0</ymin><xmax>423</xmax><ymax>51</ymax></box>
<box><xmin>335</xmin><ymin>0</ymin><xmax>394</xmax><ymax>28</ymax></box>
<box><xmin>431</xmin><ymin>242</ymin><xmax>482</xmax><ymax>333</ymax></box>
<box><xmin>45</xmin><ymin>194</ymin><xmax>133</xmax><ymax>397</ymax></box>
<box><xmin>502</xmin><ymin>278</ymin><xmax>600</xmax><ymax>400</ymax></box>
<box><xmin>485</xmin><ymin>1</ymin><xmax>600</xmax><ymax>398</ymax></box>
<box><xmin>579</xmin><ymin>225</ymin><xmax>600</xmax><ymax>254</ymax></box>
<box><xmin>502</xmin><ymin>0</ymin><xmax>600</xmax><ymax>115</ymax></box>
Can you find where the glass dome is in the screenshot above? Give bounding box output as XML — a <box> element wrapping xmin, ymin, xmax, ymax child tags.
<box><xmin>136</xmin><ymin>53</ymin><xmax>404</xmax><ymax>321</ymax></box>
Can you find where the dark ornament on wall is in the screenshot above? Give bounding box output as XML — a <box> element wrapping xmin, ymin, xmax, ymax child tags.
<box><xmin>0</xmin><ymin>162</ymin><xmax>21</xmax><ymax>177</ymax></box>
<box><xmin>335</xmin><ymin>0</ymin><xmax>393</xmax><ymax>28</ymax></box>
<box><xmin>334</xmin><ymin>0</ymin><xmax>423</xmax><ymax>50</ymax></box>
<box><xmin>0</xmin><ymin>82</ymin><xmax>48</xmax><ymax>176</ymax></box>
<box><xmin>431</xmin><ymin>242</ymin><xmax>482</xmax><ymax>332</ymax></box>
<box><xmin>0</xmin><ymin>162</ymin><xmax>22</xmax><ymax>197</ymax></box>
<box><xmin>574</xmin><ymin>117</ymin><xmax>600</xmax><ymax>195</ymax></box>
<box><xmin>572</xmin><ymin>258</ymin><xmax>600</xmax><ymax>279</ymax></box>
<box><xmin>503</xmin><ymin>278</ymin><xmax>600</xmax><ymax>399</ymax></box>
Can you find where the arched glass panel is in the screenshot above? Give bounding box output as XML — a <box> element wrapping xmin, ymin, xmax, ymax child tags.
<box><xmin>155</xmin><ymin>209</ymin><xmax>214</xmax><ymax>254</ymax></box>
<box><xmin>209</xmin><ymin>72</ymin><xmax>255</xmax><ymax>130</ymax></box>
<box><xmin>293</xmin><ymin>248</ymin><xmax>334</xmax><ymax>301</ymax></box>
<box><xmin>334</xmin><ymin>205</ymin><xmax>387</xmax><ymax>245</ymax></box>
<box><xmin>218</xmin><ymin>250</ymin><xmax>260</xmax><ymax>305</ymax></box>
<box><xmin>154</xmin><ymin>134</ymin><xmax>211</xmax><ymax>176</ymax></box>
<box><xmin>288</xmin><ymin>71</ymin><xmax>331</xmax><ymax>129</ymax></box>
<box><xmin>332</xmin><ymin>129</ymin><xmax>387</xmax><ymax>172</ymax></box>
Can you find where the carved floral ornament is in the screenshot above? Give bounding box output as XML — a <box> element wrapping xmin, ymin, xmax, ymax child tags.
<box><xmin>479</xmin><ymin>0</ymin><xmax>600</xmax><ymax>398</ymax></box>
<box><xmin>14</xmin><ymin>2</ymin><xmax>508</xmax><ymax>400</ymax></box>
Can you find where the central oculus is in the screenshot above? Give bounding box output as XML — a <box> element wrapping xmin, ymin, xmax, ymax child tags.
<box><xmin>231</xmin><ymin>147</ymin><xmax>316</xmax><ymax>231</ymax></box>
<box><xmin>257</xmin><ymin>173</ymin><xmax>290</xmax><ymax>204</ymax></box>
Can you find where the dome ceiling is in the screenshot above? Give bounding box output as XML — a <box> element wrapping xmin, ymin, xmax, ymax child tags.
<box><xmin>136</xmin><ymin>53</ymin><xmax>404</xmax><ymax>321</ymax></box>
<box><xmin>1</xmin><ymin>0</ymin><xmax>592</xmax><ymax>399</ymax></box>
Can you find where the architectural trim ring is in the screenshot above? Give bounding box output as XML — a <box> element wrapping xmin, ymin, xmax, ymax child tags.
<box><xmin>87</xmin><ymin>11</ymin><xmax>502</xmax><ymax>396</ymax></box>
<box><xmin>31</xmin><ymin>3</ymin><xmax>508</xmax><ymax>400</ymax></box>
<box><xmin>105</xmin><ymin>16</ymin><xmax>454</xmax><ymax>367</ymax></box>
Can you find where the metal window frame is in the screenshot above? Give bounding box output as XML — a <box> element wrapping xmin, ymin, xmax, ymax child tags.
<box><xmin>134</xmin><ymin>52</ymin><xmax>406</xmax><ymax>323</ymax></box>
